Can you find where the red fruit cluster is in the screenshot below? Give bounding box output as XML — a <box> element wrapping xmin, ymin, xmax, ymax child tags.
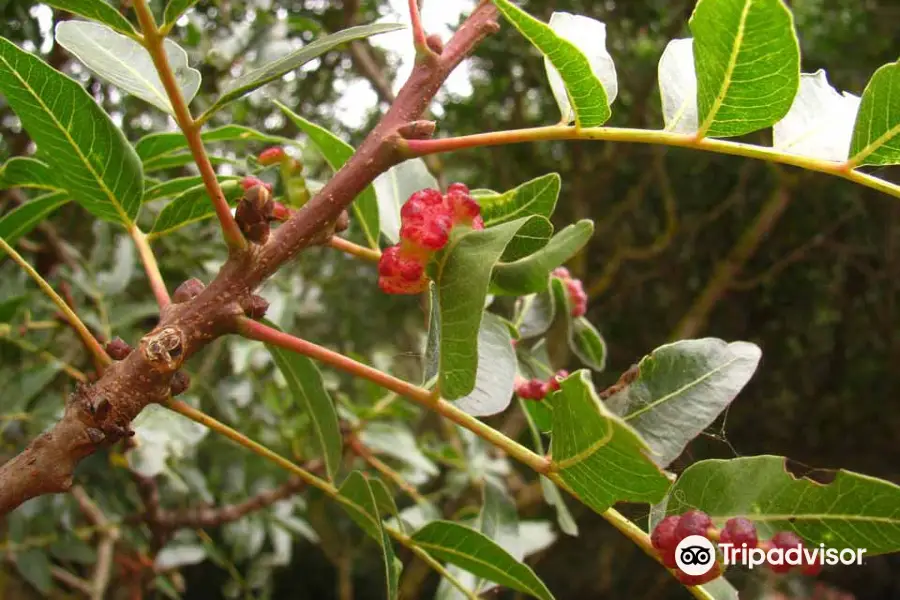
<box><xmin>515</xmin><ymin>370</ymin><xmax>569</xmax><ymax>400</ymax></box>
<box><xmin>379</xmin><ymin>184</ymin><xmax>484</xmax><ymax>295</ymax></box>
<box><xmin>241</xmin><ymin>175</ymin><xmax>273</xmax><ymax>193</ymax></box>
<box><xmin>551</xmin><ymin>267</ymin><xmax>588</xmax><ymax>317</ymax></box>
<box><xmin>651</xmin><ymin>511</ymin><xmax>821</xmax><ymax>586</ymax></box>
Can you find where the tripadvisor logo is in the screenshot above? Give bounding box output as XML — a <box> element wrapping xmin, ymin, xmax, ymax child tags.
<box><xmin>674</xmin><ymin>535</ymin><xmax>867</xmax><ymax>576</ymax></box>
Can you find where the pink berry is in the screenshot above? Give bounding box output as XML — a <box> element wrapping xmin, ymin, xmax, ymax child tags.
<box><xmin>547</xmin><ymin>370</ymin><xmax>569</xmax><ymax>392</ymax></box>
<box><xmin>768</xmin><ymin>531</ymin><xmax>804</xmax><ymax>574</ymax></box>
<box><xmin>472</xmin><ymin>215</ymin><xmax>485</xmax><ymax>230</ymax></box>
<box><xmin>551</xmin><ymin>267</ymin><xmax>570</xmax><ymax>279</ymax></box>
<box><xmin>240</xmin><ymin>176</ymin><xmax>272</xmax><ymax>192</ymax></box>
<box><xmin>445</xmin><ymin>187</ymin><xmax>482</xmax><ymax>227</ymax></box>
<box><xmin>674</xmin><ymin>510</ymin><xmax>713</xmax><ymax>542</ymax></box>
<box><xmin>447</xmin><ymin>182</ymin><xmax>469</xmax><ymax>195</ymax></box>
<box><xmin>258</xmin><ymin>146</ymin><xmax>286</xmax><ymax>165</ymax></box>
<box><xmin>651</xmin><ymin>515</ymin><xmax>680</xmax><ymax>553</ymax></box>
<box><xmin>719</xmin><ymin>518</ymin><xmax>758</xmax><ymax>549</ymax></box>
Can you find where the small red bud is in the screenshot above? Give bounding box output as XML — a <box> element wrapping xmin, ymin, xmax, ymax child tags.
<box><xmin>236</xmin><ymin>185</ymin><xmax>274</xmax><ymax>244</ymax></box>
<box><xmin>105</xmin><ymin>337</ymin><xmax>132</xmax><ymax>360</ymax></box>
<box><xmin>172</xmin><ymin>278</ymin><xmax>205</xmax><ymax>304</ymax></box>
<box><xmin>425</xmin><ymin>33</ymin><xmax>444</xmax><ymax>54</ymax></box>
<box><xmin>240</xmin><ymin>176</ymin><xmax>273</xmax><ymax>192</ymax></box>
<box><xmin>258</xmin><ymin>146</ymin><xmax>286</xmax><ymax>166</ymax></box>
<box><xmin>246</xmin><ymin>295</ymin><xmax>269</xmax><ymax>319</ymax></box>
<box><xmin>170</xmin><ymin>371</ymin><xmax>191</xmax><ymax>396</ymax></box>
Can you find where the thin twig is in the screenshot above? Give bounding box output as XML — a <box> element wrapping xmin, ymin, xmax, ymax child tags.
<box><xmin>0</xmin><ymin>236</ymin><xmax>110</xmax><ymax>369</ymax></box>
<box><xmin>328</xmin><ymin>236</ymin><xmax>382</xmax><ymax>262</ymax></box>
<box><xmin>129</xmin><ymin>225</ymin><xmax>171</xmax><ymax>308</ymax></box>
<box><xmin>132</xmin><ymin>0</ymin><xmax>245</xmax><ymax>251</ymax></box>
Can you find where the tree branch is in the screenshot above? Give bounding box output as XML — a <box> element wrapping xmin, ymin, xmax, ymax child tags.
<box><xmin>0</xmin><ymin>0</ymin><xmax>499</xmax><ymax>516</ymax></box>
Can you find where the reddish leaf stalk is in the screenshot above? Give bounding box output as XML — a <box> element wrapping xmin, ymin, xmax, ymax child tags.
<box><xmin>132</xmin><ymin>0</ymin><xmax>246</xmax><ymax>252</ymax></box>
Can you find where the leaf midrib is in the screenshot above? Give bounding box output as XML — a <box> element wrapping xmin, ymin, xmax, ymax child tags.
<box><xmin>624</xmin><ymin>355</ymin><xmax>741</xmax><ymax>421</ymax></box>
<box><xmin>0</xmin><ymin>52</ymin><xmax>131</xmax><ymax>224</ymax></box>
<box><xmin>696</xmin><ymin>0</ymin><xmax>753</xmax><ymax>138</ymax></box>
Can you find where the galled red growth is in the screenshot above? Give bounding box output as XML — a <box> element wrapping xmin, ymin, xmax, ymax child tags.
<box><xmin>551</xmin><ymin>267</ymin><xmax>588</xmax><ymax>317</ymax></box>
<box><xmin>380</xmin><ymin>184</ymin><xmax>486</xmax><ymax>295</ymax></box>
<box><xmin>378</xmin><ymin>246</ymin><xmax>428</xmax><ymax>295</ymax></box>
<box><xmin>257</xmin><ymin>146</ymin><xmax>286</xmax><ymax>165</ymax></box>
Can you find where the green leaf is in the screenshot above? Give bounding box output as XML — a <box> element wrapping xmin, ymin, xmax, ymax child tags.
<box><xmin>474</xmin><ymin>173</ymin><xmax>560</xmax><ymax>227</ymax></box>
<box><xmin>55</xmin><ymin>21</ymin><xmax>200</xmax><ymax>115</ymax></box>
<box><xmin>433</xmin><ymin>217</ymin><xmax>545</xmax><ymax>399</ymax></box>
<box><xmin>267</xmin><ymin>339</ymin><xmax>343</xmax><ymax>480</ymax></box>
<box><xmin>136</xmin><ymin>125</ymin><xmax>295</xmax><ymax>164</ymax></box>
<box><xmin>690</xmin><ymin>0</ymin><xmax>800</xmax><ymax>138</ymax></box>
<box><xmin>539</xmin><ymin>476</ymin><xmax>579</xmax><ymax>536</ymax></box>
<box><xmin>163</xmin><ymin>0</ymin><xmax>199</xmax><ymax>27</ymax></box>
<box><xmin>360</xmin><ymin>422</ymin><xmax>439</xmax><ymax>485</ymax></box>
<box><xmin>0</xmin><ymin>38</ymin><xmax>143</xmax><ymax>225</ymax></box>
<box><xmin>550</xmin><ymin>278</ymin><xmax>606</xmax><ymax>370</ymax></box>
<box><xmin>0</xmin><ymin>157</ymin><xmax>62</xmax><ymax>191</ymax></box>
<box><xmin>513</xmin><ymin>291</ymin><xmax>555</xmax><ymax>339</ymax></box>
<box><xmin>411</xmin><ymin>521</ymin><xmax>554</xmax><ymax>600</ymax></box>
<box><xmin>849</xmin><ymin>60</ymin><xmax>900</xmax><ymax>166</ymax></box>
<box><xmin>275</xmin><ymin>102</ymin><xmax>380</xmax><ymax>249</ymax></box>
<box><xmin>14</xmin><ymin>549</ymin><xmax>53</xmax><ymax>594</ymax></box>
<box><xmin>373</xmin><ymin>158</ymin><xmax>438</xmax><ymax>243</ymax></box>
<box><xmin>663</xmin><ymin>456</ymin><xmax>900</xmax><ymax>556</ymax></box>
<box><xmin>425</xmin><ymin>302</ymin><xmax>517</xmax><ymax>416</ymax></box>
<box><xmin>699</xmin><ymin>578</ymin><xmax>740</xmax><ymax>600</ymax></box>
<box><xmin>207</xmin><ymin>24</ymin><xmax>405</xmax><ymax>116</ymax></box>
<box><xmin>491</xmin><ymin>220</ymin><xmax>594</xmax><ymax>295</ymax></box>
<box><xmin>605</xmin><ymin>338</ymin><xmax>761</xmax><ymax>468</ymax></box>
<box><xmin>338</xmin><ymin>472</ymin><xmax>401</xmax><ymax>599</ymax></box>
<box><xmin>549</xmin><ymin>371</ymin><xmax>670</xmax><ymax>512</ymax></box>
<box><xmin>0</xmin><ymin>192</ymin><xmax>70</xmax><ymax>252</ymax></box>
<box><xmin>493</xmin><ymin>0</ymin><xmax>610</xmax><ymax>127</ymax></box>
<box><xmin>144</xmin><ymin>175</ymin><xmax>238</xmax><ymax>203</ymax></box>
<box><xmin>149</xmin><ymin>181</ymin><xmax>244</xmax><ymax>237</ymax></box>
<box><xmin>43</xmin><ymin>0</ymin><xmax>136</xmax><ymax>36</ymax></box>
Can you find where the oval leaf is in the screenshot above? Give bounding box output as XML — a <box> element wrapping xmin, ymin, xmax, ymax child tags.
<box><xmin>144</xmin><ymin>175</ymin><xmax>238</xmax><ymax>203</ymax></box>
<box><xmin>544</xmin><ymin>12</ymin><xmax>617</xmax><ymax>124</ymax></box>
<box><xmin>149</xmin><ymin>180</ymin><xmax>244</xmax><ymax>237</ymax></box>
<box><xmin>207</xmin><ymin>23</ymin><xmax>405</xmax><ymax>116</ymax></box>
<box><xmin>549</xmin><ymin>371</ymin><xmax>670</xmax><ymax>512</ymax></box>
<box><xmin>0</xmin><ymin>38</ymin><xmax>143</xmax><ymax>225</ymax></box>
<box><xmin>56</xmin><ymin>20</ymin><xmax>201</xmax><ymax>115</ymax></box>
<box><xmin>690</xmin><ymin>0</ymin><xmax>800</xmax><ymax>138</ymax></box>
<box><xmin>434</xmin><ymin>217</ymin><xmax>545</xmax><ymax>399</ymax></box>
<box><xmin>604</xmin><ymin>338</ymin><xmax>761</xmax><ymax>468</ymax></box>
<box><xmin>373</xmin><ymin>158</ymin><xmax>438</xmax><ymax>244</ymax></box>
<box><xmin>491</xmin><ymin>220</ymin><xmax>594</xmax><ymax>296</ymax></box>
<box><xmin>426</xmin><ymin>306</ymin><xmax>517</xmax><ymax>417</ymax></box>
<box><xmin>268</xmin><ymin>340</ymin><xmax>343</xmax><ymax>480</ymax></box>
<box><xmin>493</xmin><ymin>0</ymin><xmax>610</xmax><ymax>127</ymax></box>
<box><xmin>658</xmin><ymin>38</ymin><xmax>699</xmax><ymax>133</ymax></box>
<box><xmin>276</xmin><ymin>101</ymin><xmax>380</xmax><ymax>249</ymax></box>
<box><xmin>411</xmin><ymin>521</ymin><xmax>554</xmax><ymax>600</ymax></box>
<box><xmin>0</xmin><ymin>192</ymin><xmax>70</xmax><ymax>253</ymax></box>
<box><xmin>849</xmin><ymin>60</ymin><xmax>900</xmax><ymax>167</ymax></box>
<box><xmin>664</xmin><ymin>456</ymin><xmax>900</xmax><ymax>555</ymax></box>
<box><xmin>43</xmin><ymin>0</ymin><xmax>136</xmax><ymax>36</ymax></box>
<box><xmin>774</xmin><ymin>70</ymin><xmax>861</xmax><ymax>161</ymax></box>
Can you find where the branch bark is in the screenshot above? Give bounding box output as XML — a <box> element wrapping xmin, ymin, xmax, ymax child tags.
<box><xmin>0</xmin><ymin>1</ymin><xmax>499</xmax><ymax>516</ymax></box>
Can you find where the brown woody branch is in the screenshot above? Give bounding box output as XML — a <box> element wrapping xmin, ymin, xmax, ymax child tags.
<box><xmin>0</xmin><ymin>1</ymin><xmax>499</xmax><ymax>516</ymax></box>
